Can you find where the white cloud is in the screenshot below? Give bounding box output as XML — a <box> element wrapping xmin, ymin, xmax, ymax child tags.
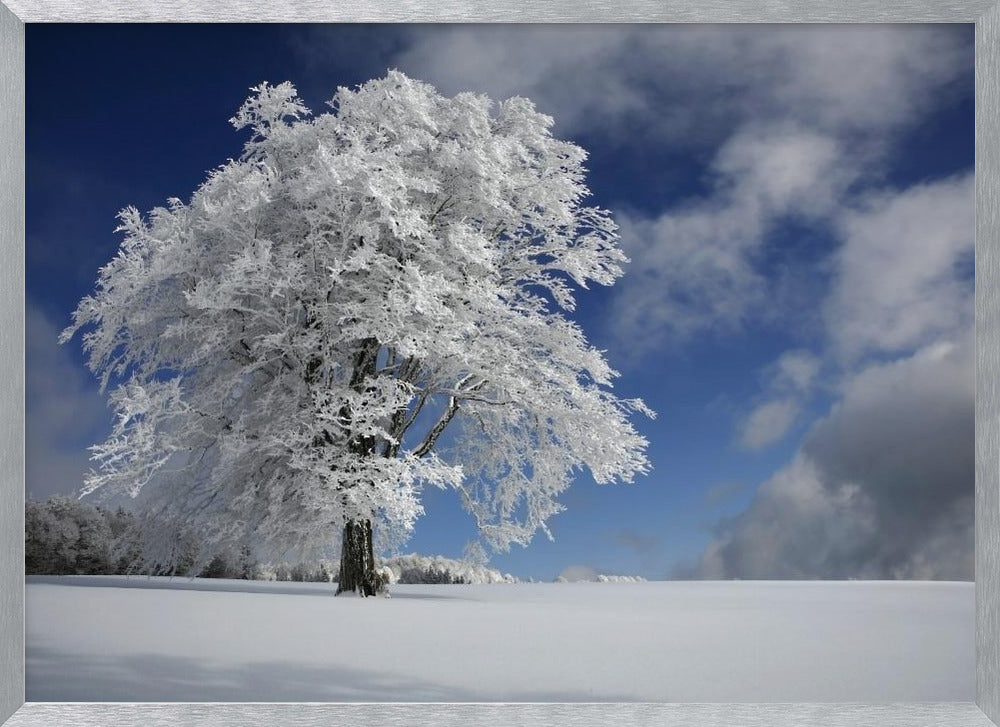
<box><xmin>386</xmin><ymin>25</ymin><xmax>970</xmax><ymax>144</ymax></box>
<box><xmin>26</xmin><ymin>302</ymin><xmax>110</xmax><ymax>501</ymax></box>
<box><xmin>770</xmin><ymin>350</ymin><xmax>822</xmax><ymax>393</ymax></box>
<box><xmin>762</xmin><ymin>25</ymin><xmax>970</xmax><ymax>133</ymax></box>
<box><xmin>735</xmin><ymin>350</ymin><xmax>822</xmax><ymax>452</ymax></box>
<box><xmin>611</xmin><ymin>132</ymin><xmax>972</xmax><ymax>358</ymax></box>
<box><xmin>826</xmin><ymin>174</ymin><xmax>975</xmax><ymax>361</ymax></box>
<box><xmin>610</xmin><ymin>126</ymin><xmax>852</xmax><ymax>348</ymax></box>
<box><xmin>737</xmin><ymin>398</ymin><xmax>801</xmax><ymax>452</ymax></box>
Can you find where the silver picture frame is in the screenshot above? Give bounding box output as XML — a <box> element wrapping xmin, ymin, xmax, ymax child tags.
<box><xmin>1</xmin><ymin>2</ymin><xmax>997</xmax><ymax>725</ymax></box>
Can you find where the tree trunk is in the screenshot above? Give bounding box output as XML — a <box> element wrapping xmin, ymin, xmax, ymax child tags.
<box><xmin>336</xmin><ymin>518</ymin><xmax>380</xmax><ymax>596</ymax></box>
<box><xmin>335</xmin><ymin>338</ymin><xmax>386</xmax><ymax>598</ymax></box>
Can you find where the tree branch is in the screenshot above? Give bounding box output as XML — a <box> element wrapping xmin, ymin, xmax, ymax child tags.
<box><xmin>412</xmin><ymin>395</ymin><xmax>460</xmax><ymax>459</ymax></box>
<box><xmin>411</xmin><ymin>375</ymin><xmax>487</xmax><ymax>458</ymax></box>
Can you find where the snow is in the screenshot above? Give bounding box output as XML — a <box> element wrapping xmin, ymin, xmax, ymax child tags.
<box><xmin>26</xmin><ymin>576</ymin><xmax>972</xmax><ymax>702</ymax></box>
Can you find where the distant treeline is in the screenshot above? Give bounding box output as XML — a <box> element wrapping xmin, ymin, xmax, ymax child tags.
<box><xmin>26</xmin><ymin>496</ymin><xmax>140</xmax><ymax>576</ymax></box>
<box><xmin>24</xmin><ymin>496</ymin><xmax>517</xmax><ymax>585</ymax></box>
<box><xmin>24</xmin><ymin>496</ymin><xmax>307</xmax><ymax>579</ymax></box>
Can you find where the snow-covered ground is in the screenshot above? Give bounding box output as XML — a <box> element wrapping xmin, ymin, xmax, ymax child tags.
<box><xmin>26</xmin><ymin>576</ymin><xmax>973</xmax><ymax>702</ymax></box>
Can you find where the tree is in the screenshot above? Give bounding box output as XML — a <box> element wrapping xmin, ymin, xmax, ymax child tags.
<box><xmin>100</xmin><ymin>505</ymin><xmax>144</xmax><ymax>574</ymax></box>
<box><xmin>62</xmin><ymin>71</ymin><xmax>653</xmax><ymax>595</ymax></box>
<box><xmin>25</xmin><ymin>497</ymin><xmax>112</xmax><ymax>575</ymax></box>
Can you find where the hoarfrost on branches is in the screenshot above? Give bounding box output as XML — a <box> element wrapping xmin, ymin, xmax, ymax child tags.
<box><xmin>63</xmin><ymin>71</ymin><xmax>653</xmax><ymax>571</ymax></box>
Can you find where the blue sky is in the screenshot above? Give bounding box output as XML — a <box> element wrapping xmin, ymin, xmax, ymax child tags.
<box><xmin>26</xmin><ymin>24</ymin><xmax>975</xmax><ymax>581</ymax></box>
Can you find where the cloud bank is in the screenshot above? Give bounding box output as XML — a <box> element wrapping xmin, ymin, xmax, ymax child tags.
<box><xmin>692</xmin><ymin>172</ymin><xmax>974</xmax><ymax>580</ymax></box>
<box><xmin>696</xmin><ymin>336</ymin><xmax>973</xmax><ymax>580</ymax></box>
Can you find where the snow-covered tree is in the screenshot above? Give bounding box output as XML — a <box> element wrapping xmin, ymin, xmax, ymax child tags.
<box><xmin>25</xmin><ymin>497</ymin><xmax>112</xmax><ymax>575</ymax></box>
<box><xmin>381</xmin><ymin>552</ymin><xmax>518</xmax><ymax>585</ymax></box>
<box><xmin>62</xmin><ymin>71</ymin><xmax>653</xmax><ymax>595</ymax></box>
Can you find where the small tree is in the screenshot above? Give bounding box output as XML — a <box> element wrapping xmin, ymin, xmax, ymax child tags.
<box><xmin>237</xmin><ymin>544</ymin><xmax>257</xmax><ymax>580</ymax></box>
<box><xmin>63</xmin><ymin>71</ymin><xmax>653</xmax><ymax>595</ymax></box>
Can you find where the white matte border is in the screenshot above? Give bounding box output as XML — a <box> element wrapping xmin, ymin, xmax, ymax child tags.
<box><xmin>1</xmin><ymin>4</ymin><xmax>997</xmax><ymax>727</ymax></box>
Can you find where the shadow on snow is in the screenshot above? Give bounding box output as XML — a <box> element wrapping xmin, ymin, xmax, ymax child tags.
<box><xmin>26</xmin><ymin>644</ymin><xmax>640</xmax><ymax>702</ymax></box>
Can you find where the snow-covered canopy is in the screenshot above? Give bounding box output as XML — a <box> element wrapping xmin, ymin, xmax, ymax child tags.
<box><xmin>63</xmin><ymin>71</ymin><xmax>652</xmax><ymax>567</ymax></box>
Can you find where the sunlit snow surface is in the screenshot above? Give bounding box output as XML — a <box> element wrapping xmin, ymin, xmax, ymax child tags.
<box><xmin>26</xmin><ymin>576</ymin><xmax>972</xmax><ymax>702</ymax></box>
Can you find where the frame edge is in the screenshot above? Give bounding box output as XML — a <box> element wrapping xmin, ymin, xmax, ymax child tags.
<box><xmin>0</xmin><ymin>0</ymin><xmax>25</xmax><ymax>724</ymax></box>
<box><xmin>3</xmin><ymin>3</ymin><xmax>999</xmax><ymax>727</ymax></box>
<box><xmin>1</xmin><ymin>0</ymin><xmax>998</xmax><ymax>24</ymax></box>
<box><xmin>976</xmin><ymin>0</ymin><xmax>1000</xmax><ymax>724</ymax></box>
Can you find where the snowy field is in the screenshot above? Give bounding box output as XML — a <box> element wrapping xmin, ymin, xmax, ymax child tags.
<box><xmin>26</xmin><ymin>576</ymin><xmax>973</xmax><ymax>702</ymax></box>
